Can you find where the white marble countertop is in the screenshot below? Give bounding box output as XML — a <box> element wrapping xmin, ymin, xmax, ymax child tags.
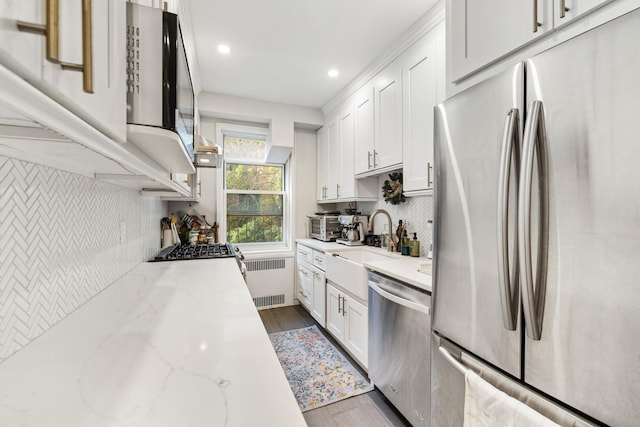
<box><xmin>0</xmin><ymin>259</ymin><xmax>306</xmax><ymax>427</ymax></box>
<box><xmin>296</xmin><ymin>238</ymin><xmax>432</xmax><ymax>292</ymax></box>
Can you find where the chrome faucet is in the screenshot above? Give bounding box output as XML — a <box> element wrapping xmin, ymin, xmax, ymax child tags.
<box><xmin>368</xmin><ymin>209</ymin><xmax>396</xmax><ymax>252</ymax></box>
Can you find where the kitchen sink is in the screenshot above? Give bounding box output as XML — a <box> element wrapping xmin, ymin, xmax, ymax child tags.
<box><xmin>325</xmin><ymin>250</ymin><xmax>393</xmax><ymax>300</ymax></box>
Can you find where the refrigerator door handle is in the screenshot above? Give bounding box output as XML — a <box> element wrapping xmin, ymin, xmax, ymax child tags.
<box><xmin>497</xmin><ymin>108</ymin><xmax>521</xmax><ymax>331</ymax></box>
<box><xmin>518</xmin><ymin>100</ymin><xmax>550</xmax><ymax>341</ymax></box>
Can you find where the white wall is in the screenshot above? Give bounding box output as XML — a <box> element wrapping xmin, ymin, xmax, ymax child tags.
<box><xmin>174</xmin><ymin>92</ymin><xmax>325</xmax><ymax>247</ymax></box>
<box><xmin>198</xmin><ymin>92</ymin><xmax>324</xmax><ymax>153</ymax></box>
<box><xmin>337</xmin><ymin>187</ymin><xmax>434</xmax><ymax>257</ymax></box>
<box><xmin>293</xmin><ymin>129</ymin><xmax>319</xmax><ymax>239</ymax></box>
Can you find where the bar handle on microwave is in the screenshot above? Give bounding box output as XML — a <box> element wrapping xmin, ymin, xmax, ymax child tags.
<box><xmin>58</xmin><ymin>0</ymin><xmax>94</xmax><ymax>93</ymax></box>
<box><xmin>17</xmin><ymin>0</ymin><xmax>60</xmax><ymax>62</ymax></box>
<box><xmin>518</xmin><ymin>100</ymin><xmax>549</xmax><ymax>341</ymax></box>
<box><xmin>497</xmin><ymin>108</ymin><xmax>521</xmax><ymax>331</ymax></box>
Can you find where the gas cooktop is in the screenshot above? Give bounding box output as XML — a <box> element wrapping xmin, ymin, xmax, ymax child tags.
<box><xmin>152</xmin><ymin>243</ymin><xmax>236</xmax><ymax>261</ymax></box>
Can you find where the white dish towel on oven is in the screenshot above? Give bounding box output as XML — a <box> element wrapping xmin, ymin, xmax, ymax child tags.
<box><xmin>463</xmin><ymin>370</ymin><xmax>561</xmax><ymax>427</ymax></box>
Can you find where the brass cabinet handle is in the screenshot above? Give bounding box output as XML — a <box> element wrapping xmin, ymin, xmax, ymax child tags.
<box><xmin>427</xmin><ymin>162</ymin><xmax>433</xmax><ymax>188</ymax></box>
<box><xmin>533</xmin><ymin>0</ymin><xmax>542</xmax><ymax>32</ymax></box>
<box><xmin>59</xmin><ymin>0</ymin><xmax>93</xmax><ymax>93</ymax></box>
<box><xmin>17</xmin><ymin>0</ymin><xmax>59</xmax><ymax>62</ymax></box>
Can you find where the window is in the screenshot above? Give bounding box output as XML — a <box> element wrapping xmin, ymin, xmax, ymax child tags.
<box><xmin>219</xmin><ymin>127</ymin><xmax>288</xmax><ymax>248</ymax></box>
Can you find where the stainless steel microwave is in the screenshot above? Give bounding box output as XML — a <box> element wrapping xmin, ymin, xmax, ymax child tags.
<box><xmin>308</xmin><ymin>215</ymin><xmax>341</xmax><ymax>242</ymax></box>
<box><xmin>126</xmin><ymin>3</ymin><xmax>194</xmax><ymax>161</ymax></box>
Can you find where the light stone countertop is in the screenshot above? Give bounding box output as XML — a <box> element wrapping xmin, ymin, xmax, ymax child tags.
<box><xmin>296</xmin><ymin>238</ymin><xmax>432</xmax><ymax>292</ymax></box>
<box><xmin>0</xmin><ymin>259</ymin><xmax>306</xmax><ymax>427</ymax></box>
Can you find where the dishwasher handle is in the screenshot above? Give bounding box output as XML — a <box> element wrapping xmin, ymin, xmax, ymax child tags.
<box><xmin>369</xmin><ymin>280</ymin><xmax>430</xmax><ymax>315</ymax></box>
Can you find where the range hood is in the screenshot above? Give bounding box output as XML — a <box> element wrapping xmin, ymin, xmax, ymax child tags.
<box><xmin>194</xmin><ymin>135</ymin><xmax>223</xmax><ymax>168</ymax></box>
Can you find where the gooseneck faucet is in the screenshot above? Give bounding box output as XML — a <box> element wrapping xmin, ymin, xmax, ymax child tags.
<box><xmin>368</xmin><ymin>209</ymin><xmax>396</xmax><ymax>252</ymax></box>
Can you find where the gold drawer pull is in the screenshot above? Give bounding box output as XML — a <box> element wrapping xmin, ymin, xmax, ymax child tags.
<box><xmin>17</xmin><ymin>0</ymin><xmax>59</xmax><ymax>62</ymax></box>
<box><xmin>58</xmin><ymin>0</ymin><xmax>93</xmax><ymax>93</ymax></box>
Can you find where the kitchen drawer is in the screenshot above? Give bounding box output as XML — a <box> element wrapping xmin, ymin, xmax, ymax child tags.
<box><xmin>297</xmin><ymin>264</ymin><xmax>313</xmax><ymax>309</ymax></box>
<box><xmin>297</xmin><ymin>244</ymin><xmax>314</xmax><ymax>264</ymax></box>
<box><xmin>312</xmin><ymin>250</ymin><xmax>326</xmax><ymax>271</ymax></box>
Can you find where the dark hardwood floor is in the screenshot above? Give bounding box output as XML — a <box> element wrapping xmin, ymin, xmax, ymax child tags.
<box><xmin>260</xmin><ymin>305</ymin><xmax>411</xmax><ymax>427</ymax></box>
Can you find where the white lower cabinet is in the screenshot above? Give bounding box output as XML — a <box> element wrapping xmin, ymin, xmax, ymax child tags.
<box><xmin>297</xmin><ymin>262</ymin><xmax>313</xmax><ymax>310</ymax></box>
<box><xmin>296</xmin><ymin>244</ymin><xmax>326</xmax><ymax>327</ymax></box>
<box><xmin>310</xmin><ymin>266</ymin><xmax>326</xmax><ymax>327</ymax></box>
<box><xmin>326</xmin><ymin>283</ymin><xmax>346</xmax><ymax>341</ymax></box>
<box><xmin>326</xmin><ymin>282</ymin><xmax>368</xmax><ymax>369</ymax></box>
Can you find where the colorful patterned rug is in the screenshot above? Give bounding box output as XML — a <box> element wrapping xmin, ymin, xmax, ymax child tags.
<box><xmin>269</xmin><ymin>325</ymin><xmax>373</xmax><ymax>412</ymax></box>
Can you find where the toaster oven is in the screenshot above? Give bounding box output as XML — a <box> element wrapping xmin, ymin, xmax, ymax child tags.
<box><xmin>308</xmin><ymin>215</ymin><xmax>341</xmax><ymax>241</ymax></box>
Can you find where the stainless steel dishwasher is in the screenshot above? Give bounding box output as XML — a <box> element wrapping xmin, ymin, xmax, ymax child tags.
<box><xmin>368</xmin><ymin>271</ymin><xmax>431</xmax><ymax>427</ymax></box>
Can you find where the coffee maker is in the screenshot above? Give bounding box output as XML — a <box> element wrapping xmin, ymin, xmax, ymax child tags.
<box><xmin>336</xmin><ymin>214</ymin><xmax>369</xmax><ymax>246</ymax></box>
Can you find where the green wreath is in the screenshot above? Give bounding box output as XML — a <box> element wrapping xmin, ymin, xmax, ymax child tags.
<box><xmin>382</xmin><ymin>172</ymin><xmax>406</xmax><ymax>205</ymax></box>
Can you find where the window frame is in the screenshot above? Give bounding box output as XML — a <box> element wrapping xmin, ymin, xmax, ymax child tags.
<box><xmin>216</xmin><ymin>123</ymin><xmax>291</xmax><ymax>253</ymax></box>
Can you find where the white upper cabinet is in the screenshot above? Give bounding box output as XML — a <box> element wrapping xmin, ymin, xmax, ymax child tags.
<box><xmin>317</xmin><ymin>110</ymin><xmax>378</xmax><ymax>204</ymax></box>
<box><xmin>374</xmin><ymin>61</ymin><xmax>403</xmax><ymax>172</ymax></box>
<box><xmin>0</xmin><ymin>0</ymin><xmax>126</xmax><ymax>142</ymax></box>
<box><xmin>325</xmin><ymin>118</ymin><xmax>339</xmax><ymax>200</ymax></box>
<box><xmin>353</xmin><ymin>63</ymin><xmax>403</xmax><ymax>176</ymax></box>
<box><xmin>553</xmin><ymin>0</ymin><xmax>611</xmax><ymax>27</ymax></box>
<box><xmin>353</xmin><ymin>85</ymin><xmax>375</xmax><ymax>176</ymax></box>
<box><xmin>449</xmin><ymin>0</ymin><xmax>553</xmax><ymax>82</ymax></box>
<box><xmin>316</xmin><ymin>117</ymin><xmax>339</xmax><ymax>201</ymax></box>
<box><xmin>337</xmin><ymin>106</ymin><xmax>355</xmax><ymax>199</ymax></box>
<box><xmin>402</xmin><ymin>21</ymin><xmax>445</xmax><ymax>195</ymax></box>
<box><xmin>316</xmin><ymin>125</ymin><xmax>329</xmax><ymax>201</ymax></box>
<box><xmin>448</xmin><ymin>0</ymin><xmax>615</xmax><ymax>83</ymax></box>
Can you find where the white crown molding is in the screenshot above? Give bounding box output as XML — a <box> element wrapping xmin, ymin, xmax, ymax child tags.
<box><xmin>321</xmin><ymin>0</ymin><xmax>445</xmax><ymax>117</ymax></box>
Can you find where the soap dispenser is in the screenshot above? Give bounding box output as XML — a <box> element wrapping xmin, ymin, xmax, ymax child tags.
<box><xmin>410</xmin><ymin>233</ymin><xmax>420</xmax><ymax>257</ymax></box>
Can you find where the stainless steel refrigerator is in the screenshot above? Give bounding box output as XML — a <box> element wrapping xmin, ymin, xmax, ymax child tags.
<box><xmin>432</xmin><ymin>8</ymin><xmax>640</xmax><ymax>427</ymax></box>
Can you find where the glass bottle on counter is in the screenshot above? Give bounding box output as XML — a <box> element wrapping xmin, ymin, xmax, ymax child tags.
<box><xmin>197</xmin><ymin>226</ymin><xmax>207</xmax><ymax>244</ymax></box>
<box><xmin>396</xmin><ymin>220</ymin><xmax>404</xmax><ymax>252</ymax></box>
<box><xmin>402</xmin><ymin>228</ymin><xmax>411</xmax><ymax>255</ymax></box>
<box><xmin>410</xmin><ymin>233</ymin><xmax>420</xmax><ymax>257</ymax></box>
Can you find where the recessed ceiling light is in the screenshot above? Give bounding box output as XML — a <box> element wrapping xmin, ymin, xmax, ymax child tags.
<box><xmin>218</xmin><ymin>44</ymin><xmax>230</xmax><ymax>54</ymax></box>
<box><xmin>328</xmin><ymin>69</ymin><xmax>339</xmax><ymax>78</ymax></box>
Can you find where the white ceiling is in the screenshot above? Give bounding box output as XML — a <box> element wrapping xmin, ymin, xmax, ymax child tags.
<box><xmin>188</xmin><ymin>0</ymin><xmax>440</xmax><ymax>109</ymax></box>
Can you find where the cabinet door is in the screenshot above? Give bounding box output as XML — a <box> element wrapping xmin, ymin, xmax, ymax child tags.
<box><xmin>554</xmin><ymin>0</ymin><xmax>611</xmax><ymax>27</ymax></box>
<box><xmin>326</xmin><ymin>283</ymin><xmax>345</xmax><ymax>342</ymax></box>
<box><xmin>374</xmin><ymin>63</ymin><xmax>403</xmax><ymax>170</ymax></box>
<box><xmin>449</xmin><ymin>0</ymin><xmax>552</xmax><ymax>82</ymax></box>
<box><xmin>354</xmin><ymin>85</ymin><xmax>375</xmax><ymax>175</ymax></box>
<box><xmin>297</xmin><ymin>263</ymin><xmax>312</xmax><ymax>310</ymax></box>
<box><xmin>316</xmin><ymin>126</ymin><xmax>329</xmax><ymax>201</ymax></box>
<box><xmin>0</xmin><ymin>1</ymin><xmax>45</xmax><ymax>81</ymax></box>
<box><xmin>43</xmin><ymin>0</ymin><xmax>126</xmax><ymax>142</ymax></box>
<box><xmin>337</xmin><ymin>106</ymin><xmax>355</xmax><ymax>199</ymax></box>
<box><xmin>325</xmin><ymin>118</ymin><xmax>339</xmax><ymax>200</ymax></box>
<box><xmin>0</xmin><ymin>0</ymin><xmax>126</xmax><ymax>142</ymax></box>
<box><xmin>310</xmin><ymin>267</ymin><xmax>326</xmax><ymax>327</ymax></box>
<box><xmin>345</xmin><ymin>296</ymin><xmax>368</xmax><ymax>368</ymax></box>
<box><xmin>402</xmin><ymin>22</ymin><xmax>443</xmax><ymax>194</ymax></box>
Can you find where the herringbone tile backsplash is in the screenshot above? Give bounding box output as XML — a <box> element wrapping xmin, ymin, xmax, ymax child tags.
<box><xmin>0</xmin><ymin>155</ymin><xmax>166</xmax><ymax>361</ymax></box>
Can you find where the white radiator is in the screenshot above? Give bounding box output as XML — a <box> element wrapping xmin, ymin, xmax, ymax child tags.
<box><xmin>244</xmin><ymin>257</ymin><xmax>294</xmax><ymax>309</ymax></box>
